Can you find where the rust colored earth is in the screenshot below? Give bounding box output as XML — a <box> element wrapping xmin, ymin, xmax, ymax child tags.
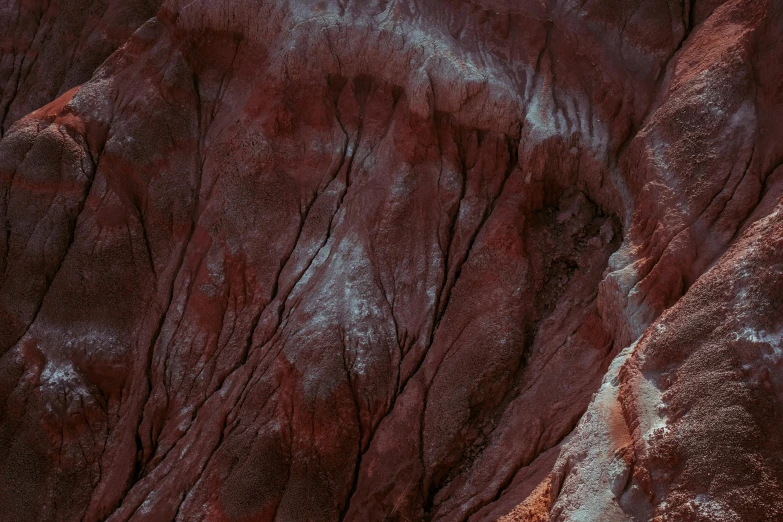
<box><xmin>1</xmin><ymin>0</ymin><xmax>782</xmax><ymax>520</ymax></box>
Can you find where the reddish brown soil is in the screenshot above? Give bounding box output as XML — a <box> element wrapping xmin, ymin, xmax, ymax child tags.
<box><xmin>0</xmin><ymin>0</ymin><xmax>781</xmax><ymax>521</ymax></box>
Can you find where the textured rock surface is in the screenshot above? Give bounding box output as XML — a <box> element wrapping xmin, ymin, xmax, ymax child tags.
<box><xmin>0</xmin><ymin>0</ymin><xmax>164</xmax><ymax>136</ymax></box>
<box><xmin>0</xmin><ymin>0</ymin><xmax>781</xmax><ymax>520</ymax></box>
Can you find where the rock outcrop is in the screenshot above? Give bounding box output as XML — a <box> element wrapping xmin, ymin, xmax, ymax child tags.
<box><xmin>0</xmin><ymin>0</ymin><xmax>781</xmax><ymax>520</ymax></box>
<box><xmin>0</xmin><ymin>0</ymin><xmax>164</xmax><ymax>136</ymax></box>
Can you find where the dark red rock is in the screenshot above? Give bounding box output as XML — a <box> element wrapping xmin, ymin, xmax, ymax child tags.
<box><xmin>0</xmin><ymin>0</ymin><xmax>165</xmax><ymax>136</ymax></box>
<box><xmin>0</xmin><ymin>0</ymin><xmax>781</xmax><ymax>521</ymax></box>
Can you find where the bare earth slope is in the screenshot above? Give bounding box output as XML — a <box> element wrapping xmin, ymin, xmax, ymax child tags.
<box><xmin>0</xmin><ymin>0</ymin><xmax>781</xmax><ymax>520</ymax></box>
<box><xmin>0</xmin><ymin>0</ymin><xmax>164</xmax><ymax>137</ymax></box>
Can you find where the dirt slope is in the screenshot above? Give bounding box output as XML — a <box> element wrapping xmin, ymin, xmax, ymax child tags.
<box><xmin>0</xmin><ymin>0</ymin><xmax>781</xmax><ymax>520</ymax></box>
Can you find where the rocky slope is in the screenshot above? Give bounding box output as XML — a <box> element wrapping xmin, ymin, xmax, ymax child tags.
<box><xmin>0</xmin><ymin>0</ymin><xmax>781</xmax><ymax>520</ymax></box>
<box><xmin>0</xmin><ymin>0</ymin><xmax>164</xmax><ymax>137</ymax></box>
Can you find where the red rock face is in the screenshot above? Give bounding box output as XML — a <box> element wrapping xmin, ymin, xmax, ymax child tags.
<box><xmin>0</xmin><ymin>0</ymin><xmax>164</xmax><ymax>137</ymax></box>
<box><xmin>0</xmin><ymin>0</ymin><xmax>781</xmax><ymax>521</ymax></box>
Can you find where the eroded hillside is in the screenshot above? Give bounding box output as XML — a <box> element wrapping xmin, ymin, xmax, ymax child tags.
<box><xmin>0</xmin><ymin>0</ymin><xmax>782</xmax><ymax>520</ymax></box>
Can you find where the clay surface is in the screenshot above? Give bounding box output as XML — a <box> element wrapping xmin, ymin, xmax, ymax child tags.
<box><xmin>0</xmin><ymin>0</ymin><xmax>781</xmax><ymax>520</ymax></box>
